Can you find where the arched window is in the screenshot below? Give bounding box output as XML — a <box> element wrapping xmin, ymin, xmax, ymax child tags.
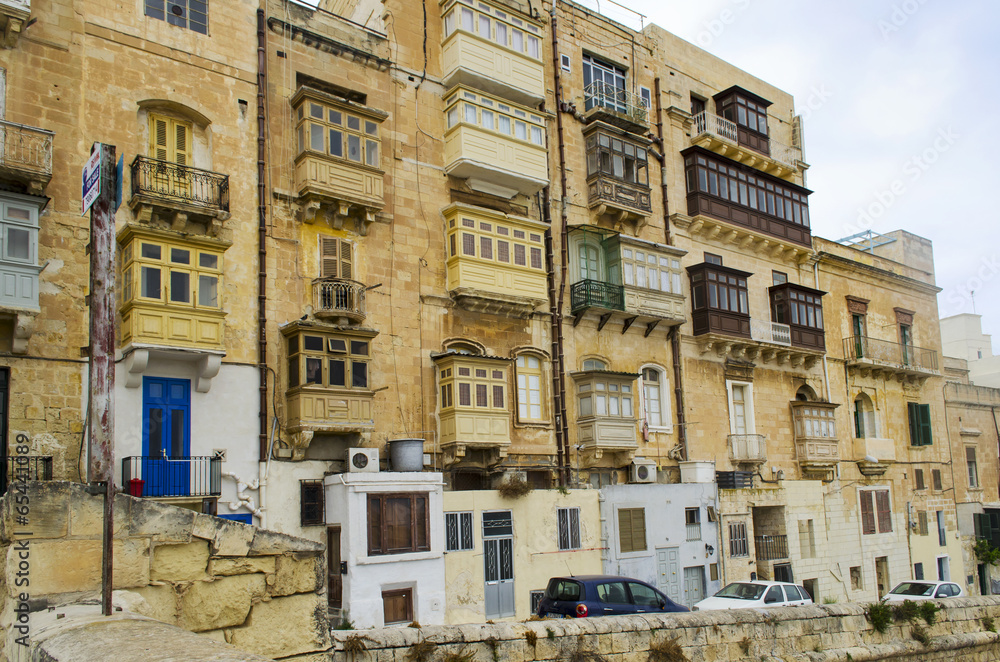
<box><xmin>795</xmin><ymin>385</ymin><xmax>817</xmax><ymax>402</ymax></box>
<box><xmin>443</xmin><ymin>338</ymin><xmax>484</xmax><ymax>355</ymax></box>
<box><xmin>854</xmin><ymin>393</ymin><xmax>877</xmax><ymax>438</ymax></box>
<box><xmin>639</xmin><ymin>365</ymin><xmax>671</xmax><ymax>430</ymax></box>
<box><xmin>582</xmin><ymin>358</ymin><xmax>608</xmax><ymax>371</ymax></box>
<box><xmin>515</xmin><ymin>353</ymin><xmax>546</xmax><ymax>422</ymax></box>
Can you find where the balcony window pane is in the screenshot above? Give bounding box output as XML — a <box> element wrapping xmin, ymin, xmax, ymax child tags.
<box><xmin>476</xmin><ymin>384</ymin><xmax>488</xmax><ymax>407</ymax></box>
<box><xmin>347</xmin><ymin>116</ymin><xmax>360</xmax><ymax>131</ymax></box>
<box><xmin>465</xmin><ymin>103</ymin><xmax>477</xmax><ymax>124</ymax></box>
<box><xmin>514</xmin><ymin>244</ymin><xmax>526</xmax><ymax>266</ymax></box>
<box><xmin>479</xmin><ymin>109</ymin><xmax>494</xmax><ymax>131</ymax></box>
<box><xmin>347</xmin><ymin>134</ymin><xmax>361</xmax><ymax>162</ymax></box>
<box><xmin>365</xmin><ymin>120</ymin><xmax>377</xmax><ymax>136</ymax></box>
<box><xmin>531</xmin><ymin>126</ymin><xmax>543</xmax><ymax>145</ymax></box>
<box><xmin>142</xmin><ymin>243</ymin><xmax>161</xmax><ymax>260</ymax></box>
<box><xmin>461</xmin><ymin>7</ymin><xmax>473</xmax><ymax>30</ymax></box>
<box><xmin>199</xmin><ymin>253</ymin><xmax>218</xmax><ymax>269</ymax></box>
<box><xmin>329</xmin><ymin>110</ymin><xmax>342</xmax><ymax>125</ymax></box>
<box><xmin>306</xmin><ymin>358</ymin><xmax>322</xmax><ymax>384</ymax></box>
<box><xmin>497</xmin><ymin>241</ymin><xmax>509</xmax><ymax>262</ymax></box>
<box><xmin>609</xmin><ymin>395</ymin><xmax>619</xmax><ymax>416</ymax></box>
<box><xmin>579</xmin><ymin>394</ymin><xmax>592</xmax><ymax>416</ymax></box>
<box><xmin>499</xmin><ymin>115</ymin><xmax>511</xmax><ymax>135</ymax></box>
<box><xmin>444</xmin><ymin>10</ymin><xmax>455</xmax><ymax>36</ymax></box>
<box><xmin>495</xmin><ymin>21</ymin><xmax>507</xmax><ymax>45</ymax></box>
<box><xmin>596</xmin><ymin>394</ymin><xmax>607</xmax><ymax>416</ymax></box>
<box><xmin>479</xmin><ymin>14</ymin><xmax>490</xmax><ymax>38</ymax></box>
<box><xmin>6</xmin><ymin>227</ymin><xmax>29</xmax><ymax>260</ymax></box>
<box><xmin>351</xmin><ymin>341</ymin><xmax>368</xmax><ymax>355</ymax></box>
<box><xmin>170</xmin><ymin>271</ymin><xmax>190</xmax><ymax>303</ymax></box>
<box><xmin>198</xmin><ymin>275</ymin><xmax>218</xmax><ymax>307</ymax></box>
<box><xmin>298</xmin><ymin>126</ymin><xmax>304</xmax><ymax>152</ymax></box>
<box><xmin>352</xmin><ymin>361</ymin><xmax>368</xmax><ymax>388</ymax></box>
<box><xmin>462</xmin><ymin>233</ymin><xmax>475</xmax><ymax>256</ymax></box>
<box><xmin>515</xmin><ymin>121</ymin><xmax>527</xmax><ymax>141</ymax></box>
<box><xmin>170</xmin><ymin>248</ymin><xmax>190</xmax><ymax>264</ymax></box>
<box><xmin>526</xmin><ymin>34</ymin><xmax>539</xmax><ymax>57</ymax></box>
<box><xmin>311</xmin><ymin>124</ymin><xmax>324</xmax><ymax>151</ymax></box>
<box><xmin>493</xmin><ymin>385</ymin><xmax>504</xmax><ymax>408</ymax></box>
<box><xmin>366</xmin><ymin>140</ymin><xmax>379</xmax><ymax>167</ymax></box>
<box><xmin>141</xmin><ymin>266</ymin><xmax>161</xmax><ymax>299</ymax></box>
<box><xmin>480</xmin><ymin>236</ymin><xmax>493</xmax><ymax>260</ymax></box>
<box><xmin>512</xmin><ymin>29</ymin><xmax>523</xmax><ymax>52</ymax></box>
<box><xmin>329</xmin><ymin>359</ymin><xmax>345</xmax><ymax>386</ymax></box>
<box><xmin>310</xmin><ymin>104</ymin><xmax>323</xmax><ymax>119</ymax></box>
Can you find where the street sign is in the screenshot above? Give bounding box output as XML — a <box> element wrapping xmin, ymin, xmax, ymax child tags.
<box><xmin>114</xmin><ymin>154</ymin><xmax>124</xmax><ymax>212</ymax></box>
<box><xmin>82</xmin><ymin>145</ymin><xmax>101</xmax><ymax>215</ymax></box>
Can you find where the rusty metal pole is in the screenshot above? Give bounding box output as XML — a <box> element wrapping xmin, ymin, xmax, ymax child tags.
<box><xmin>88</xmin><ymin>142</ymin><xmax>117</xmax><ymax>616</ymax></box>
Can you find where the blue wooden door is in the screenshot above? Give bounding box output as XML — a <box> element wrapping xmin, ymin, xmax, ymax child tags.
<box><xmin>142</xmin><ymin>378</ymin><xmax>191</xmax><ymax>496</ymax></box>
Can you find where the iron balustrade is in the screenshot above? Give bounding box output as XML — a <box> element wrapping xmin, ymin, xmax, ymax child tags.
<box><xmin>583</xmin><ymin>82</ymin><xmax>648</xmax><ymax>124</ymax></box>
<box><xmin>754</xmin><ymin>534</ymin><xmax>789</xmax><ymax>561</ymax></box>
<box><xmin>121</xmin><ymin>455</ymin><xmax>222</xmax><ymax>498</ymax></box>
<box><xmin>130</xmin><ymin>155</ymin><xmax>230</xmax><ymax>213</ymax></box>
<box><xmin>0</xmin><ymin>119</ymin><xmax>54</xmax><ymax>176</ymax></box>
<box><xmin>312</xmin><ymin>277</ymin><xmax>366</xmax><ymax>319</ymax></box>
<box><xmin>728</xmin><ymin>433</ymin><xmax>767</xmax><ymax>463</ymax></box>
<box><xmin>691</xmin><ymin>110</ymin><xmax>802</xmax><ymax>170</ymax></box>
<box><xmin>843</xmin><ymin>335</ymin><xmax>938</xmax><ymax>371</ymax></box>
<box><xmin>0</xmin><ymin>455</ymin><xmax>53</xmax><ymax>495</ymax></box>
<box><xmin>571</xmin><ymin>279</ymin><xmax>624</xmax><ymax>313</ymax></box>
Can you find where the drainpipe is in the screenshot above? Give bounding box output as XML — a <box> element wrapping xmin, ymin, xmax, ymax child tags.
<box><xmin>256</xmin><ymin>10</ymin><xmax>269</xmax><ymax>462</ymax></box>
<box><xmin>543</xmin><ymin>190</ymin><xmax>567</xmax><ymax>485</ymax></box>
<box><xmin>813</xmin><ymin>260</ymin><xmax>831</xmax><ymax>402</ymax></box>
<box><xmin>549</xmin><ymin>0</ymin><xmax>571</xmax><ymax>486</ymax></box>
<box><xmin>650</xmin><ymin>77</ymin><xmax>687</xmax><ymax>461</ymax></box>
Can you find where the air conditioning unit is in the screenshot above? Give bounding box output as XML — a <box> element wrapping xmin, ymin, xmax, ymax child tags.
<box><xmin>347</xmin><ymin>448</ymin><xmax>379</xmax><ymax>473</ymax></box>
<box><xmin>629</xmin><ymin>459</ymin><xmax>657</xmax><ymax>484</ymax></box>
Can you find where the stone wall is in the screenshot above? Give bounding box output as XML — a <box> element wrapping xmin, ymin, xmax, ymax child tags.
<box><xmin>0</xmin><ymin>482</ymin><xmax>331</xmax><ymax>661</ymax></box>
<box><xmin>326</xmin><ymin>599</ymin><xmax>1000</xmax><ymax>662</ymax></box>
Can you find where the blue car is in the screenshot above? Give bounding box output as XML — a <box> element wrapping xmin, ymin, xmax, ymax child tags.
<box><xmin>536</xmin><ymin>575</ymin><xmax>689</xmax><ymax>618</ymax></box>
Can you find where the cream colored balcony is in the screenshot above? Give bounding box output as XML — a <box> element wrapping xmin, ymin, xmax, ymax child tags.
<box><xmin>0</xmin><ymin>119</ymin><xmax>52</xmax><ymax>194</ymax></box>
<box><xmin>444</xmin><ymin>86</ymin><xmax>548</xmax><ymax>197</ymax></box>
<box><xmin>572</xmin><ymin>370</ymin><xmax>639</xmax><ymax>463</ymax></box>
<box><xmin>0</xmin><ymin>0</ymin><xmax>29</xmax><ymax>48</ymax></box>
<box><xmin>312</xmin><ymin>277</ymin><xmax>367</xmax><ymax>325</ymax></box>
<box><xmin>440</xmin><ymin>0</ymin><xmax>545</xmax><ymax>106</ymax></box>
<box><xmin>690</xmin><ymin>111</ymin><xmax>805</xmax><ymax>180</ymax></box>
<box><xmin>435</xmin><ymin>352</ymin><xmax>512</xmax><ymax>468</ymax></box>
<box><xmin>444</xmin><ymin>203</ymin><xmax>548</xmax><ymax>317</ymax></box>
<box><xmin>292</xmin><ymin>87</ymin><xmax>387</xmax><ymax>235</ymax></box>
<box><xmin>791</xmin><ymin>401</ymin><xmax>839</xmax><ymax>478</ymax></box>
<box><xmin>120</xmin><ymin>304</ymin><xmax>226</xmax><ymax>353</ymax></box>
<box><xmin>728</xmin><ymin>433</ymin><xmax>766</xmax><ymax>465</ymax></box>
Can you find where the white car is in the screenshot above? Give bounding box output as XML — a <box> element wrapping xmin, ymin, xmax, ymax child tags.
<box><xmin>692</xmin><ymin>581</ymin><xmax>813</xmax><ymax>611</ymax></box>
<box><xmin>883</xmin><ymin>580</ymin><xmax>965</xmax><ymax>602</ymax></box>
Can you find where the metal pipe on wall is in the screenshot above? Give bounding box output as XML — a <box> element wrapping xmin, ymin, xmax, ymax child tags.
<box><xmin>256</xmin><ymin>9</ymin><xmax>270</xmax><ymax>464</ymax></box>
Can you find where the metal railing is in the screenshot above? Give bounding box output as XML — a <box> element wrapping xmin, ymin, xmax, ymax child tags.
<box><xmin>121</xmin><ymin>455</ymin><xmax>222</xmax><ymax>498</ymax></box>
<box><xmin>130</xmin><ymin>155</ymin><xmax>230</xmax><ymax>213</ymax></box>
<box><xmin>691</xmin><ymin>111</ymin><xmax>801</xmax><ymax>169</ymax></box>
<box><xmin>842</xmin><ymin>335</ymin><xmax>938</xmax><ymax>372</ymax></box>
<box><xmin>0</xmin><ymin>119</ymin><xmax>53</xmax><ymax>177</ymax></box>
<box><xmin>750</xmin><ymin>319</ymin><xmax>791</xmax><ymax>346</ymax></box>
<box><xmin>313</xmin><ymin>277</ymin><xmax>366</xmax><ymax>320</ymax></box>
<box><xmin>728</xmin><ymin>433</ymin><xmax>767</xmax><ymax>463</ymax></box>
<box><xmin>754</xmin><ymin>534</ymin><xmax>788</xmax><ymax>561</ymax></box>
<box><xmin>571</xmin><ymin>279</ymin><xmax>624</xmax><ymax>312</ymax></box>
<box><xmin>583</xmin><ymin>82</ymin><xmax>648</xmax><ymax>124</ymax></box>
<box><xmin>716</xmin><ymin>471</ymin><xmax>754</xmax><ymax>489</ymax></box>
<box><xmin>0</xmin><ymin>455</ymin><xmax>53</xmax><ymax>495</ymax></box>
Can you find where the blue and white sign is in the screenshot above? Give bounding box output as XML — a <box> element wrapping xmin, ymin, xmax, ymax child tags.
<box><xmin>81</xmin><ymin>145</ymin><xmax>101</xmax><ymax>215</ymax></box>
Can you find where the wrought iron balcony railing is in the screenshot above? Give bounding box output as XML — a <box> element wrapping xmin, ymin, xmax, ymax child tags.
<box><xmin>121</xmin><ymin>455</ymin><xmax>222</xmax><ymax>498</ymax></box>
<box><xmin>571</xmin><ymin>279</ymin><xmax>624</xmax><ymax>313</ymax></box>
<box><xmin>584</xmin><ymin>82</ymin><xmax>648</xmax><ymax>125</ymax></box>
<box><xmin>750</xmin><ymin>319</ymin><xmax>791</xmax><ymax>346</ymax></box>
<box><xmin>728</xmin><ymin>433</ymin><xmax>767</xmax><ymax>463</ymax></box>
<box><xmin>130</xmin><ymin>155</ymin><xmax>230</xmax><ymax>213</ymax></box>
<box><xmin>843</xmin><ymin>335</ymin><xmax>938</xmax><ymax>372</ymax></box>
<box><xmin>0</xmin><ymin>119</ymin><xmax>53</xmax><ymax>178</ymax></box>
<box><xmin>0</xmin><ymin>455</ymin><xmax>53</xmax><ymax>495</ymax></box>
<box><xmin>754</xmin><ymin>534</ymin><xmax>788</xmax><ymax>561</ymax></box>
<box><xmin>691</xmin><ymin>111</ymin><xmax>802</xmax><ymax>170</ymax></box>
<box><xmin>312</xmin><ymin>277</ymin><xmax>366</xmax><ymax>322</ymax></box>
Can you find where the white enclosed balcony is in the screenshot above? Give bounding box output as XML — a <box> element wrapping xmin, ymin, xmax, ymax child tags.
<box><xmin>750</xmin><ymin>318</ymin><xmax>791</xmax><ymax>346</ymax></box>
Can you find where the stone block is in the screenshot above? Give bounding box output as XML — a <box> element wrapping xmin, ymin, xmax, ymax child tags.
<box><xmin>269</xmin><ymin>553</ymin><xmax>322</xmax><ymax>597</ymax></box>
<box><xmin>68</xmin><ymin>489</ymin><xmax>132</xmax><ymax>538</ymax></box>
<box><xmin>12</xmin><ymin>539</ymin><xmax>101</xmax><ymax>596</ymax></box>
<box><xmin>112</xmin><ymin>537</ymin><xmax>151</xmax><ymax>588</ymax></box>
<box><xmin>227</xmin><ymin>591</ymin><xmax>331</xmax><ymax>658</ymax></box>
<box><xmin>209</xmin><ymin>556</ymin><xmax>276</xmax><ymax>577</ymax></box>
<box><xmin>150</xmin><ymin>540</ymin><xmax>210</xmax><ymax>582</ymax></box>
<box><xmin>129</xmin><ymin>498</ymin><xmax>196</xmax><ymax>543</ymax></box>
<box><xmin>179</xmin><ymin>573</ymin><xmax>267</xmax><ymax>632</ymax></box>
<box><xmin>247</xmin><ymin>527</ymin><xmax>324</xmax><ymax>556</ymax></box>
<box><xmin>131</xmin><ymin>583</ymin><xmax>180</xmax><ymax>624</ymax></box>
<box><xmin>211</xmin><ymin>518</ymin><xmax>257</xmax><ymax>556</ymax></box>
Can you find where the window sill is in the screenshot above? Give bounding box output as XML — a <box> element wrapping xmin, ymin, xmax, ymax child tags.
<box><xmin>361</xmin><ymin>550</ymin><xmax>443</xmax><ymax>565</ymax></box>
<box><xmin>513</xmin><ymin>420</ymin><xmax>552</xmax><ymax>430</ymax></box>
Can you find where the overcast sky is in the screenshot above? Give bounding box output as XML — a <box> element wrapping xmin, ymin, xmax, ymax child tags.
<box><xmin>577</xmin><ymin>0</ymin><xmax>999</xmax><ymax>339</ymax></box>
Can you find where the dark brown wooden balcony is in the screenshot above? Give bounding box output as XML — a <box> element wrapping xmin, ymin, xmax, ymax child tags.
<box><xmin>0</xmin><ymin>119</ymin><xmax>52</xmax><ymax>194</ymax></box>
<box><xmin>769</xmin><ymin>282</ymin><xmax>826</xmax><ymax>351</ymax></box>
<box><xmin>313</xmin><ymin>277</ymin><xmax>367</xmax><ymax>324</ymax></box>
<box><xmin>129</xmin><ymin>156</ymin><xmax>230</xmax><ymax>235</ymax></box>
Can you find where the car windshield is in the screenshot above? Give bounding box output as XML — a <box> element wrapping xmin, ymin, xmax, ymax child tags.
<box><xmin>890</xmin><ymin>582</ymin><xmax>935</xmax><ymax>597</ymax></box>
<box><xmin>714</xmin><ymin>583</ymin><xmax>766</xmax><ymax>600</ymax></box>
<box><xmin>547</xmin><ymin>579</ymin><xmax>582</xmax><ymax>600</ymax></box>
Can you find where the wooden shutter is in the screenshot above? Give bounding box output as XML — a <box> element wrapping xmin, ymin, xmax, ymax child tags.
<box><xmin>320</xmin><ymin>237</ymin><xmax>352</xmax><ymax>279</ymax></box>
<box><xmin>907</xmin><ymin>402</ymin><xmax>919</xmax><ymax>446</ymax></box>
<box><xmin>173</xmin><ymin>122</ymin><xmax>189</xmax><ymax>166</ymax></box>
<box><xmin>875</xmin><ymin>490</ymin><xmax>892</xmax><ymax>533</ymax></box>
<box><xmin>918</xmin><ymin>404</ymin><xmax>933</xmax><ymax>446</ymax></box>
<box><xmin>618</xmin><ymin>508</ymin><xmax>646</xmax><ymax>552</ymax></box>
<box><xmin>367</xmin><ymin>495</ymin><xmax>383</xmax><ymax>555</ymax></box>
<box><xmin>151</xmin><ymin>116</ymin><xmax>169</xmax><ymax>161</ymax></box>
<box><xmin>860</xmin><ymin>491</ymin><xmax>876</xmax><ymax>535</ymax></box>
<box><xmin>148</xmin><ymin>114</ymin><xmax>192</xmax><ymax>164</ymax></box>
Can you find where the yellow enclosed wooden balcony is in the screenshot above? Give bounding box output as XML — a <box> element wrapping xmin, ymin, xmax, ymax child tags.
<box><xmin>440</xmin><ymin>0</ymin><xmax>545</xmax><ymax>106</ymax></box>
<box><xmin>444</xmin><ymin>87</ymin><xmax>548</xmax><ymax>197</ymax></box>
<box><xmin>119</xmin><ymin>303</ymin><xmax>225</xmax><ymax>352</ymax></box>
<box><xmin>443</xmin><ymin>203</ymin><xmax>548</xmax><ymax>317</ymax></box>
<box><xmin>292</xmin><ymin>87</ymin><xmax>387</xmax><ymax>235</ymax></box>
<box><xmin>435</xmin><ymin>352</ymin><xmax>512</xmax><ymax>467</ymax></box>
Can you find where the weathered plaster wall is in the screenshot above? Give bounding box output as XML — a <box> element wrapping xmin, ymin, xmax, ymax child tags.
<box><xmin>0</xmin><ymin>482</ymin><xmax>330</xmax><ymax>661</ymax></box>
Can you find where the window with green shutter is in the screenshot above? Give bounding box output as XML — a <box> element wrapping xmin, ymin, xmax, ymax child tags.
<box><xmin>907</xmin><ymin>402</ymin><xmax>933</xmax><ymax>446</ymax></box>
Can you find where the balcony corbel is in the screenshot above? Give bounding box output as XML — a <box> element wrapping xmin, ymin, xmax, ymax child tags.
<box><xmin>672</xmin><ymin>212</ymin><xmax>815</xmax><ymax>267</ymax></box>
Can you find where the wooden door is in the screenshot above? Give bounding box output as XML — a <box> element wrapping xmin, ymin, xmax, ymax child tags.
<box><xmin>327</xmin><ymin>526</ymin><xmax>342</xmax><ymax>609</ymax></box>
<box><xmin>382</xmin><ymin>588</ymin><xmax>412</xmax><ymax>625</ymax></box>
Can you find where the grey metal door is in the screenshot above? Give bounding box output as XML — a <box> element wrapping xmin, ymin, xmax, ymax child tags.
<box><xmin>683</xmin><ymin>566</ymin><xmax>705</xmax><ymax>606</ymax></box>
<box><xmin>484</xmin><ymin>511</ymin><xmax>514</xmax><ymax>618</ymax></box>
<box><xmin>656</xmin><ymin>547</ymin><xmax>681</xmax><ymax>604</ymax></box>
